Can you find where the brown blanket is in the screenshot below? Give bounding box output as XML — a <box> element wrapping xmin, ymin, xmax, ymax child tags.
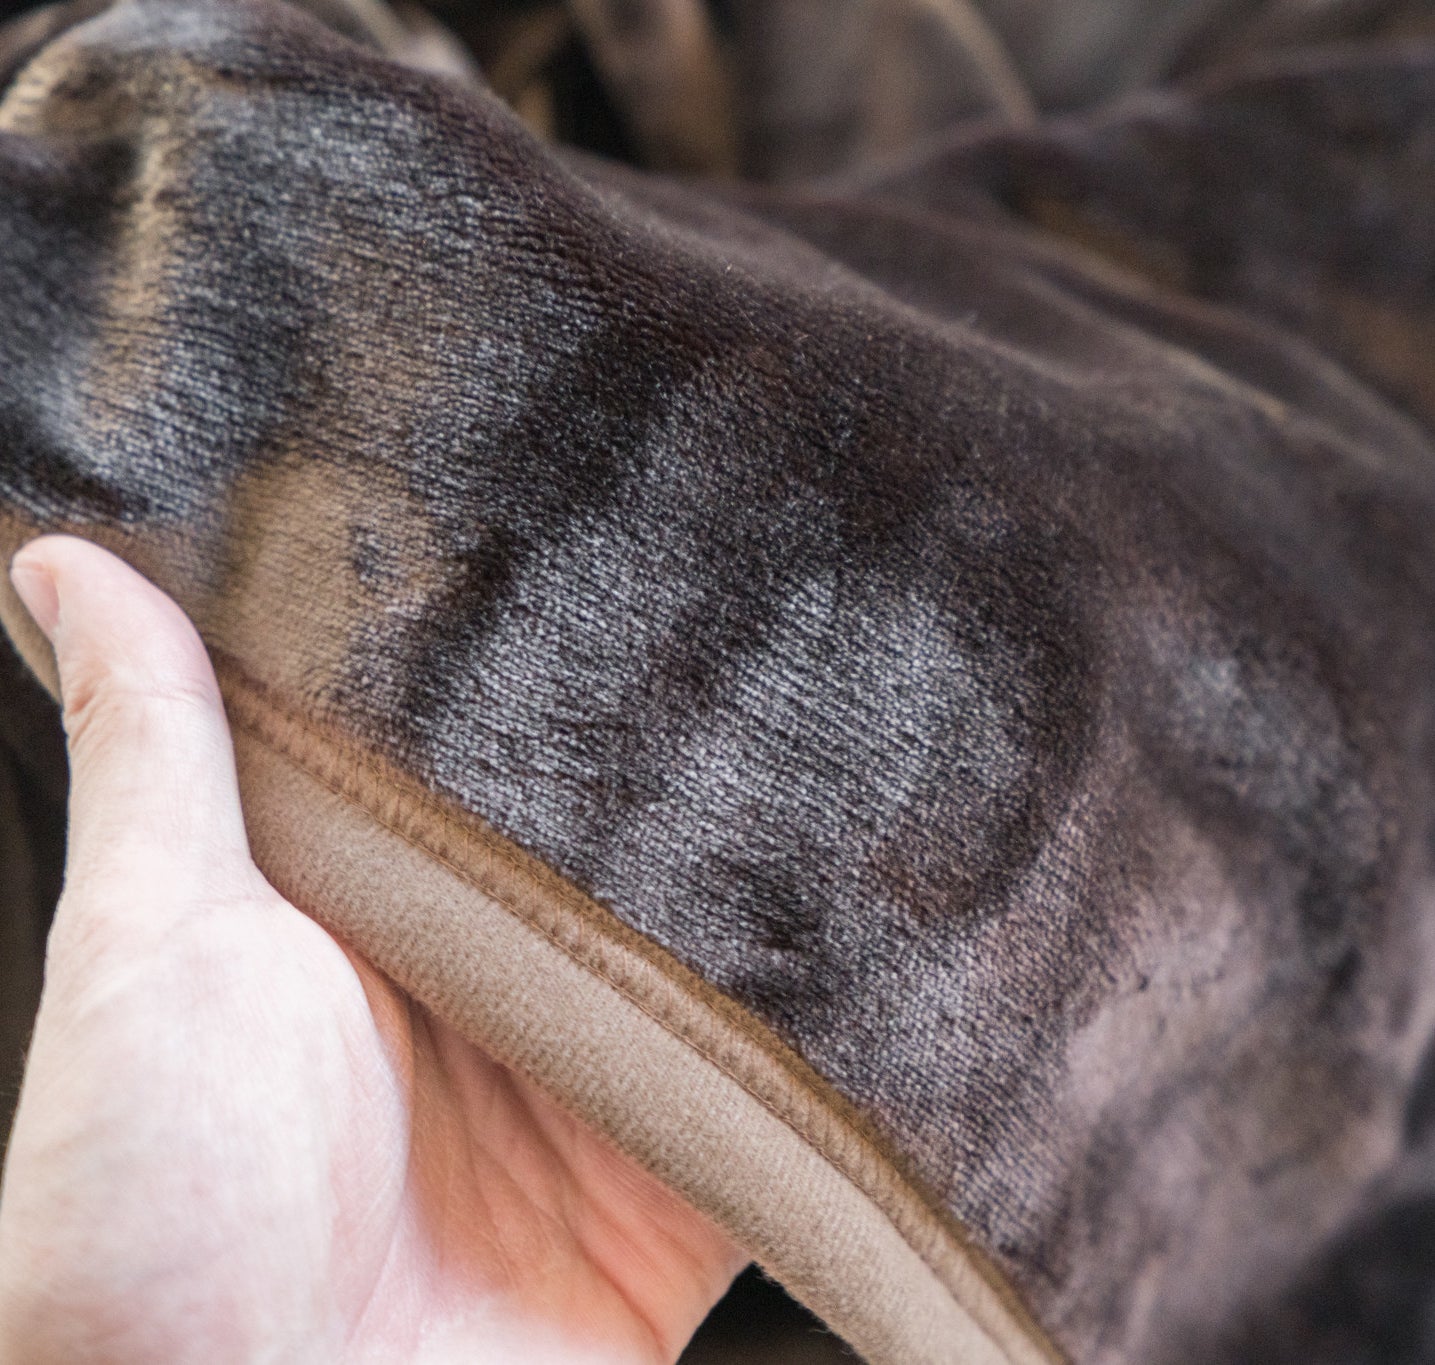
<box><xmin>2</xmin><ymin>2</ymin><xmax>1434</xmax><ymax>1360</ymax></box>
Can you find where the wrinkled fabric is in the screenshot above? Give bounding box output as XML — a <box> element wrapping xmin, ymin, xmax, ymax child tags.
<box><xmin>2</xmin><ymin>1</ymin><xmax>1435</xmax><ymax>1361</ymax></box>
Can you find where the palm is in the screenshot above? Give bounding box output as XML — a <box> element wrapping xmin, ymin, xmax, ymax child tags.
<box><xmin>2</xmin><ymin>885</ymin><xmax>740</xmax><ymax>1363</ymax></box>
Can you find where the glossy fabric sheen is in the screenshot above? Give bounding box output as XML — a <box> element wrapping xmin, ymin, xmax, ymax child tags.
<box><xmin>2</xmin><ymin>2</ymin><xmax>1435</xmax><ymax>1359</ymax></box>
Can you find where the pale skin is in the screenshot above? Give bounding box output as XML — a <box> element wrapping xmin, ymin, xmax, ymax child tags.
<box><xmin>0</xmin><ymin>535</ymin><xmax>747</xmax><ymax>1364</ymax></box>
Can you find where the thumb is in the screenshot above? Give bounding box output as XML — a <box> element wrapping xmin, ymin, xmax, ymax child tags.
<box><xmin>8</xmin><ymin>535</ymin><xmax>258</xmax><ymax>905</ymax></box>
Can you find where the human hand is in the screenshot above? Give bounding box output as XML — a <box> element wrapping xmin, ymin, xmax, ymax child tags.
<box><xmin>0</xmin><ymin>536</ymin><xmax>745</xmax><ymax>1364</ymax></box>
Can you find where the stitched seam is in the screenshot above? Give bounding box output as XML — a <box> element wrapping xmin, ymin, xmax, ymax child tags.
<box><xmin>217</xmin><ymin>658</ymin><xmax>1060</xmax><ymax>1363</ymax></box>
<box><xmin>266</xmin><ymin>719</ymin><xmax>874</xmax><ymax>1189</ymax></box>
<box><xmin>226</xmin><ymin>681</ymin><xmax>942</xmax><ymax>1252</ymax></box>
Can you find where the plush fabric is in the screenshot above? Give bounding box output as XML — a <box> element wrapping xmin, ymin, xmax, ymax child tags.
<box><xmin>2</xmin><ymin>1</ymin><xmax>1435</xmax><ymax>1360</ymax></box>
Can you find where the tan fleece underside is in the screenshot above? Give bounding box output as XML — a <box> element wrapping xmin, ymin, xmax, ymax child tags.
<box><xmin>220</xmin><ymin>664</ymin><xmax>1059</xmax><ymax>1365</ymax></box>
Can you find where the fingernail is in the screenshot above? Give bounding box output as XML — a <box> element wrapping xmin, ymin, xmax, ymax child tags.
<box><xmin>10</xmin><ymin>556</ymin><xmax>60</xmax><ymax>641</ymax></box>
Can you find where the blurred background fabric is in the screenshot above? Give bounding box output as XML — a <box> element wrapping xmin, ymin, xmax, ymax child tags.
<box><xmin>317</xmin><ymin>0</ymin><xmax>1435</xmax><ymax>178</ymax></box>
<box><xmin>10</xmin><ymin>0</ymin><xmax>1433</xmax><ymax>179</ymax></box>
<box><xmin>416</xmin><ymin>0</ymin><xmax>1435</xmax><ymax>178</ymax></box>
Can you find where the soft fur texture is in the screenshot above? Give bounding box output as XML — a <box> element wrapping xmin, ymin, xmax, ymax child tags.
<box><xmin>2</xmin><ymin>1</ymin><xmax>1435</xmax><ymax>1360</ymax></box>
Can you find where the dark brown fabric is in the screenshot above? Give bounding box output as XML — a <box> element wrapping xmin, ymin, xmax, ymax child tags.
<box><xmin>2</xmin><ymin>1</ymin><xmax>1435</xmax><ymax>1360</ymax></box>
<box><xmin>0</xmin><ymin>631</ymin><xmax>64</xmax><ymax>1152</ymax></box>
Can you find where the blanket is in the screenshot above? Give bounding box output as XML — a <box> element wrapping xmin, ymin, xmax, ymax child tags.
<box><xmin>2</xmin><ymin>1</ymin><xmax>1434</xmax><ymax>1359</ymax></box>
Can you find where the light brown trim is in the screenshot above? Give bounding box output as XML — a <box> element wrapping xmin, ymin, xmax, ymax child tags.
<box><xmin>216</xmin><ymin>655</ymin><xmax>1062</xmax><ymax>1365</ymax></box>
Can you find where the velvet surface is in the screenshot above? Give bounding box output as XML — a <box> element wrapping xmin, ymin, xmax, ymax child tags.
<box><xmin>2</xmin><ymin>1</ymin><xmax>1435</xmax><ymax>1359</ymax></box>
